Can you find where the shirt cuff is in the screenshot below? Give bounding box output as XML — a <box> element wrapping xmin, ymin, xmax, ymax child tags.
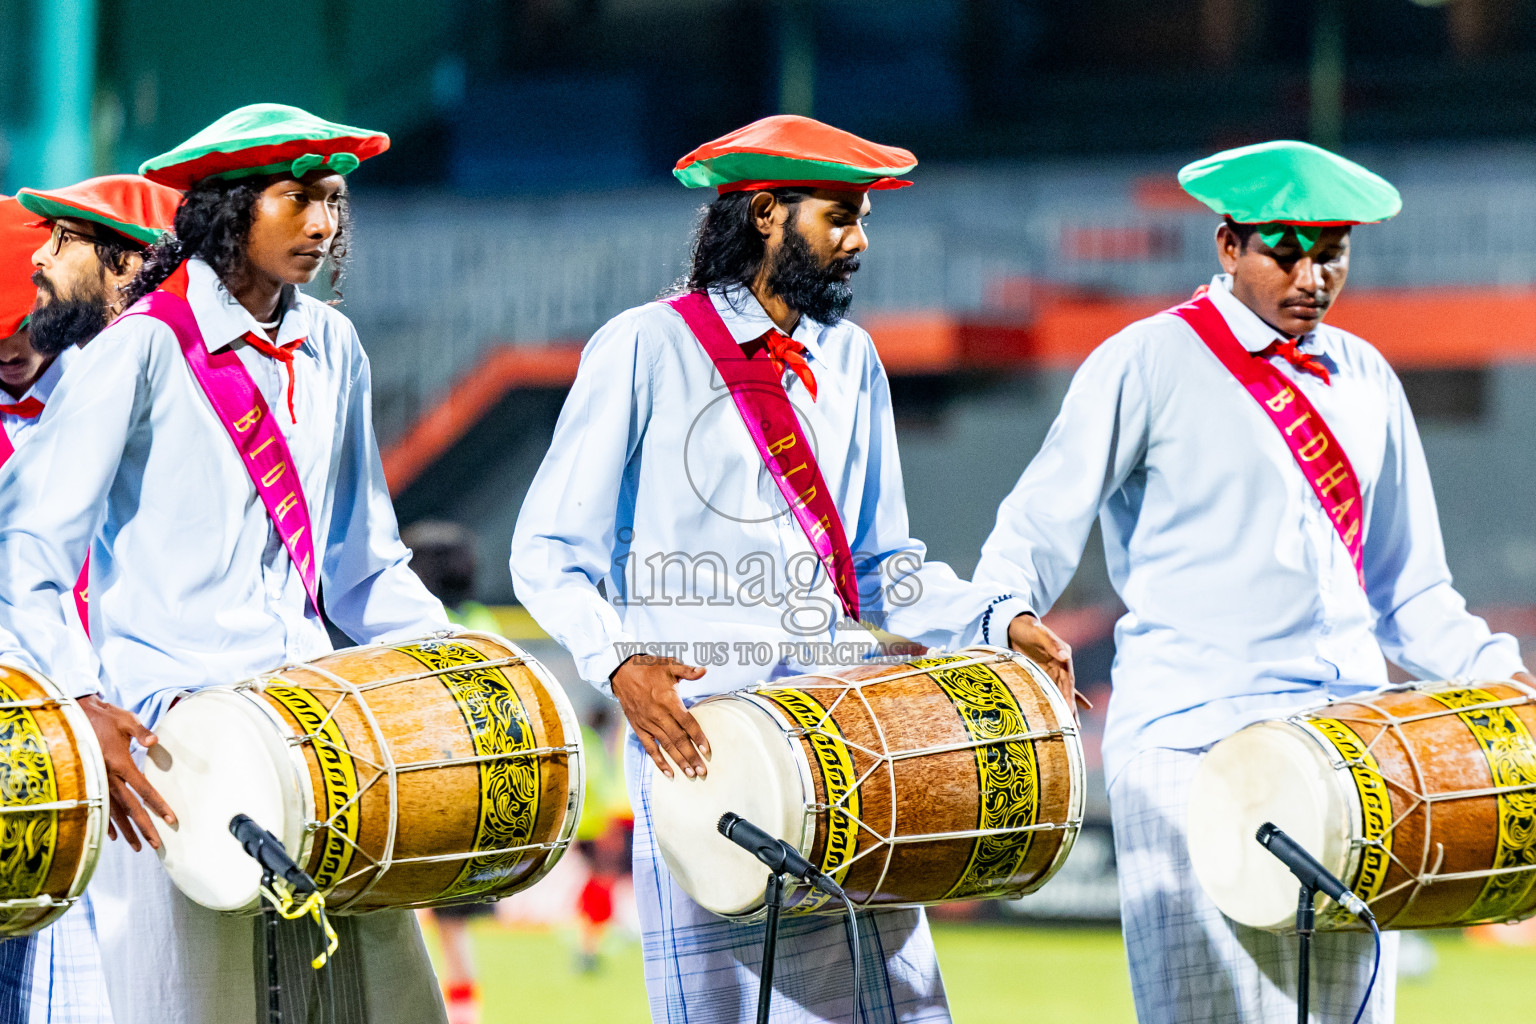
<box><xmin>577</xmin><ymin>633</ymin><xmax>639</xmax><ymax>696</ymax></box>
<box><xmin>980</xmin><ymin>595</ymin><xmax>1036</xmax><ymax>649</ymax></box>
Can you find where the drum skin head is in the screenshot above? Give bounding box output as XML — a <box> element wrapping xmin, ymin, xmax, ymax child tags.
<box><xmin>144</xmin><ymin>689</ymin><xmax>309</xmax><ymax>912</ymax></box>
<box><xmin>649</xmin><ymin>699</ymin><xmax>808</xmax><ymax>916</ymax></box>
<box><xmin>1187</xmin><ymin>721</ymin><xmax>1357</xmax><ymax>930</ymax></box>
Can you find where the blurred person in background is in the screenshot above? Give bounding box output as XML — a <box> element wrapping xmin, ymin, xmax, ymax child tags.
<box><xmin>0</xmin><ymin>176</ymin><xmax>176</xmax><ymax>1024</ymax></box>
<box><xmin>400</xmin><ymin>520</ymin><xmax>498</xmax><ymax>1024</ymax></box>
<box><xmin>572</xmin><ymin>702</ymin><xmax>632</xmax><ymax>974</ymax></box>
<box><xmin>979</xmin><ymin>140</ymin><xmax>1531</xmax><ymax>1023</ymax></box>
<box><xmin>0</xmin><ymin>104</ymin><xmax>452</xmax><ymax>1024</ymax></box>
<box><xmin>512</xmin><ymin>115</ymin><xmax>1059</xmax><ymax>1024</ymax></box>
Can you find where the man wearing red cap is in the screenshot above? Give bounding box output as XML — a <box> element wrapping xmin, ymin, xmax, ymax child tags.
<box><xmin>0</xmin><ymin>106</ymin><xmax>450</xmax><ymax>1024</ymax></box>
<box><xmin>513</xmin><ymin>116</ymin><xmax>1053</xmax><ymax>1024</ymax></box>
<box><xmin>0</xmin><ymin>176</ymin><xmax>175</xmax><ymax>1024</ymax></box>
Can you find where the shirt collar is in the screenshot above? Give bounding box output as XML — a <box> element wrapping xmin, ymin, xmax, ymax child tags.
<box><xmin>20</xmin><ymin>345</ymin><xmax>73</xmax><ymax>406</ymax></box>
<box><xmin>1205</xmin><ymin>274</ymin><xmax>1319</xmax><ymax>353</ymax></box>
<box><xmin>185</xmin><ymin>258</ymin><xmax>313</xmax><ymax>354</ymax></box>
<box><xmin>708</xmin><ymin>285</ymin><xmax>826</xmax><ymax>362</ymax></box>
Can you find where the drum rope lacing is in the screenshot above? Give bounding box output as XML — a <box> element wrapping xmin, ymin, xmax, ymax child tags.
<box><xmin>746</xmin><ymin>649</ymin><xmax>1085</xmax><ymax>907</ymax></box>
<box><xmin>1301</xmin><ymin>680</ymin><xmax>1536</xmax><ymax>924</ymax></box>
<box><xmin>235</xmin><ymin>632</ymin><xmax>584</xmax><ymax>912</ymax></box>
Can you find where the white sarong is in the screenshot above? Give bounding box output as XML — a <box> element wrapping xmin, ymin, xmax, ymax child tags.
<box><xmin>627</xmin><ymin>734</ymin><xmax>951</xmax><ymax>1024</ymax></box>
<box><xmin>91</xmin><ymin>832</ymin><xmax>447</xmax><ymax>1024</ymax></box>
<box><xmin>0</xmin><ymin>895</ymin><xmax>114</xmax><ymax>1023</ymax></box>
<box><xmin>1110</xmin><ymin>746</ymin><xmax>1398</xmax><ymax>1024</ymax></box>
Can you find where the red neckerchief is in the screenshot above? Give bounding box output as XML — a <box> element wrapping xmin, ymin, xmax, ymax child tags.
<box><xmin>242</xmin><ymin>332</ymin><xmax>303</xmax><ymax>422</ymax></box>
<box><xmin>743</xmin><ymin>328</ymin><xmax>818</xmax><ymax>401</ymax></box>
<box><xmin>0</xmin><ymin>396</ymin><xmax>44</xmax><ymax>418</ymax></box>
<box><xmin>1260</xmin><ymin>337</ymin><xmax>1332</xmax><ymax>385</ymax></box>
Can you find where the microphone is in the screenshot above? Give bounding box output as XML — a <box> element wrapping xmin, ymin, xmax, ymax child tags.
<box><xmin>718</xmin><ymin>812</ymin><xmax>845</xmax><ymax>897</ymax></box>
<box><xmin>1255</xmin><ymin>822</ymin><xmax>1373</xmax><ymax>920</ymax></box>
<box><xmin>230</xmin><ymin>814</ymin><xmax>317</xmax><ymax>895</ymax></box>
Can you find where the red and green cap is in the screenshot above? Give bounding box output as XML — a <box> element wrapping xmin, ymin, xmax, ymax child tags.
<box><xmin>1178</xmin><ymin>140</ymin><xmax>1401</xmax><ymax>251</ymax></box>
<box><xmin>15</xmin><ymin>174</ymin><xmax>180</xmax><ymax>247</ymax></box>
<box><xmin>674</xmin><ymin>115</ymin><xmax>917</xmax><ymax>194</ymax></box>
<box><xmin>0</xmin><ymin>197</ymin><xmax>51</xmax><ymax>338</ymax></box>
<box><xmin>139</xmin><ymin>103</ymin><xmax>390</xmax><ymax>190</ymax></box>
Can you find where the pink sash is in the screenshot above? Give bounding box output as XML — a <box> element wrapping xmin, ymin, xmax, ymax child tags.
<box><xmin>0</xmin><ymin>417</ymin><xmax>92</xmax><ymax>632</ymax></box>
<box><xmin>123</xmin><ymin>263</ymin><xmax>321</xmax><ymax>614</ymax></box>
<box><xmin>1171</xmin><ymin>294</ymin><xmax>1366</xmax><ymax>586</ymax></box>
<box><xmin>665</xmin><ymin>292</ymin><xmax>861</xmax><ymax>621</ymax></box>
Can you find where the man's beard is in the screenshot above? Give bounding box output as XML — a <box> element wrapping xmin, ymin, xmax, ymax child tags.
<box><xmin>764</xmin><ymin>222</ymin><xmax>859</xmax><ymax>326</ymax></box>
<box><xmin>29</xmin><ymin>273</ymin><xmax>111</xmax><ymax>356</ymax></box>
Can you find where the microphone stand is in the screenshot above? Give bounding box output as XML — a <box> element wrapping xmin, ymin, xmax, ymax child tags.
<box><xmin>755</xmin><ymin>873</ymin><xmax>783</xmax><ymax>1024</ymax></box>
<box><xmin>1295</xmin><ymin>883</ymin><xmax>1316</xmax><ymax>1024</ymax></box>
<box><xmin>264</xmin><ymin>869</ymin><xmax>282</xmax><ymax>1024</ymax></box>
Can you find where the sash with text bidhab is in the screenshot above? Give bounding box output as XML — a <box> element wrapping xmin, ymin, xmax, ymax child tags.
<box><xmin>1171</xmin><ymin>293</ymin><xmax>1366</xmax><ymax>586</ymax></box>
<box><xmin>122</xmin><ymin>263</ymin><xmax>321</xmax><ymax>615</ymax></box>
<box><xmin>664</xmin><ymin>291</ymin><xmax>861</xmax><ymax>621</ymax></box>
<box><xmin>0</xmin><ymin>424</ymin><xmax>92</xmax><ymax>631</ymax></box>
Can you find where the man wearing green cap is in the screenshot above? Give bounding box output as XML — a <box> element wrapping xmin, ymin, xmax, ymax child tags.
<box><xmin>0</xmin><ymin>105</ymin><xmax>450</xmax><ymax>1024</ymax></box>
<box><xmin>513</xmin><ymin>114</ymin><xmax>1046</xmax><ymax>1024</ymax></box>
<box><xmin>976</xmin><ymin>139</ymin><xmax>1530</xmax><ymax>1021</ymax></box>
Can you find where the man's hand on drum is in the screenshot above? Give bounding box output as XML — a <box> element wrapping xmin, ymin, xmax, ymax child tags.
<box><xmin>611</xmin><ymin>655</ymin><xmax>711</xmax><ymax>779</ymax></box>
<box><xmin>80</xmin><ymin>695</ymin><xmax>177</xmax><ymax>852</ymax></box>
<box><xmin>1517</xmin><ymin>671</ymin><xmax>1536</xmax><ymax>690</ymax></box>
<box><xmin>1007</xmin><ymin>613</ymin><xmax>1090</xmax><ymax>716</ymax></box>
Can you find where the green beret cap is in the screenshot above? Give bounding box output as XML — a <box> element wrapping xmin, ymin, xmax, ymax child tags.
<box><xmin>1179</xmin><ymin>140</ymin><xmax>1401</xmax><ymax>249</ymax></box>
<box><xmin>140</xmin><ymin>103</ymin><xmax>389</xmax><ymax>190</ymax></box>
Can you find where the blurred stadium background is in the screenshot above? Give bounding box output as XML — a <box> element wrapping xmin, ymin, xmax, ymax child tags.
<box><xmin>6</xmin><ymin>0</ymin><xmax>1536</xmax><ymax>1019</ymax></box>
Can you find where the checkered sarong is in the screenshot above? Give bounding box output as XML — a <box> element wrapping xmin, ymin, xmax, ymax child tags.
<box><xmin>626</xmin><ymin>735</ymin><xmax>951</xmax><ymax>1024</ymax></box>
<box><xmin>0</xmin><ymin>894</ymin><xmax>114</xmax><ymax>1023</ymax></box>
<box><xmin>1110</xmin><ymin>746</ymin><xmax>1399</xmax><ymax>1024</ymax></box>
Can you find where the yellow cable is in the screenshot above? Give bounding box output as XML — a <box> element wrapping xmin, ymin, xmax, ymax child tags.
<box><xmin>259</xmin><ymin>880</ymin><xmax>340</xmax><ymax>969</ymax></box>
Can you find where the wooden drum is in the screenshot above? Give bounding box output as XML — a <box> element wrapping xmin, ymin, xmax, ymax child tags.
<box><xmin>1189</xmin><ymin>679</ymin><xmax>1536</xmax><ymax>931</ymax></box>
<box><xmin>0</xmin><ymin>661</ymin><xmax>106</xmax><ymax>936</ymax></box>
<box><xmin>650</xmin><ymin>647</ymin><xmax>1084</xmax><ymax>917</ymax></box>
<box><xmin>145</xmin><ymin>632</ymin><xmax>583</xmax><ymax>913</ymax></box>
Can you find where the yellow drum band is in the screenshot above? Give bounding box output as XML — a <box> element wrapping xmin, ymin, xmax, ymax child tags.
<box><xmin>1304</xmin><ymin>717</ymin><xmax>1394</xmax><ymax>926</ymax></box>
<box><xmin>912</xmin><ymin>656</ymin><xmax>1042</xmax><ymax>901</ymax></box>
<box><xmin>756</xmin><ymin>686</ymin><xmax>861</xmax><ymax>913</ymax></box>
<box><xmin>398</xmin><ymin>640</ymin><xmax>542</xmax><ymax>901</ymax></box>
<box><xmin>264</xmin><ymin>684</ymin><xmax>362</xmax><ymax>892</ymax></box>
<box><xmin>1425</xmin><ymin>687</ymin><xmax>1536</xmax><ymax>921</ymax></box>
<box><xmin>0</xmin><ymin>679</ymin><xmax>58</xmax><ymax>909</ymax></box>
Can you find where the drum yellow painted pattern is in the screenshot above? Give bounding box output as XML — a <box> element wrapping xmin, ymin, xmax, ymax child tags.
<box><xmin>264</xmin><ymin>684</ymin><xmax>361</xmax><ymax>891</ymax></box>
<box><xmin>1305</xmin><ymin>717</ymin><xmax>1394</xmax><ymax>926</ymax></box>
<box><xmin>755</xmin><ymin>686</ymin><xmax>861</xmax><ymax>912</ymax></box>
<box><xmin>1424</xmin><ymin>688</ymin><xmax>1536</xmax><ymax>920</ymax></box>
<box><xmin>0</xmin><ymin>679</ymin><xmax>57</xmax><ymax>906</ymax></box>
<box><xmin>911</xmin><ymin>656</ymin><xmax>1041</xmax><ymax>900</ymax></box>
<box><xmin>398</xmin><ymin>640</ymin><xmax>541</xmax><ymax>900</ymax></box>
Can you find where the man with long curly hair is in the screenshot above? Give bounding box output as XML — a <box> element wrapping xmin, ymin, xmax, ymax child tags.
<box><xmin>511</xmin><ymin>115</ymin><xmax>1068</xmax><ymax>1024</ymax></box>
<box><xmin>0</xmin><ymin>176</ymin><xmax>175</xmax><ymax>1024</ymax></box>
<box><xmin>0</xmin><ymin>104</ymin><xmax>450</xmax><ymax>1024</ymax></box>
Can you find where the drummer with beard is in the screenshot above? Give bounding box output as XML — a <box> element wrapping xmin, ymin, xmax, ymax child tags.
<box><xmin>0</xmin><ymin>176</ymin><xmax>176</xmax><ymax>1024</ymax></box>
<box><xmin>511</xmin><ymin>116</ymin><xmax>1062</xmax><ymax>1024</ymax></box>
<box><xmin>0</xmin><ymin>104</ymin><xmax>451</xmax><ymax>1024</ymax></box>
<box><xmin>975</xmin><ymin>141</ymin><xmax>1533</xmax><ymax>1023</ymax></box>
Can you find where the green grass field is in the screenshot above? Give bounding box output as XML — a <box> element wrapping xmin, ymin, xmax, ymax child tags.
<box><xmin>433</xmin><ymin>920</ymin><xmax>1536</xmax><ymax>1023</ymax></box>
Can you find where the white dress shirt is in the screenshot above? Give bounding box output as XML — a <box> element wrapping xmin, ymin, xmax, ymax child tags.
<box><xmin>0</xmin><ymin>258</ymin><xmax>447</xmax><ymax>710</ymax></box>
<box><xmin>0</xmin><ymin>343</ymin><xmax>73</xmax><ymax>446</ymax></box>
<box><xmin>976</xmin><ymin>274</ymin><xmax>1524</xmax><ymax>785</ymax></box>
<box><xmin>511</xmin><ymin>286</ymin><xmax>1028</xmax><ymax>696</ymax></box>
<box><xmin>0</xmin><ymin>344</ymin><xmax>94</xmax><ymax>657</ymax></box>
